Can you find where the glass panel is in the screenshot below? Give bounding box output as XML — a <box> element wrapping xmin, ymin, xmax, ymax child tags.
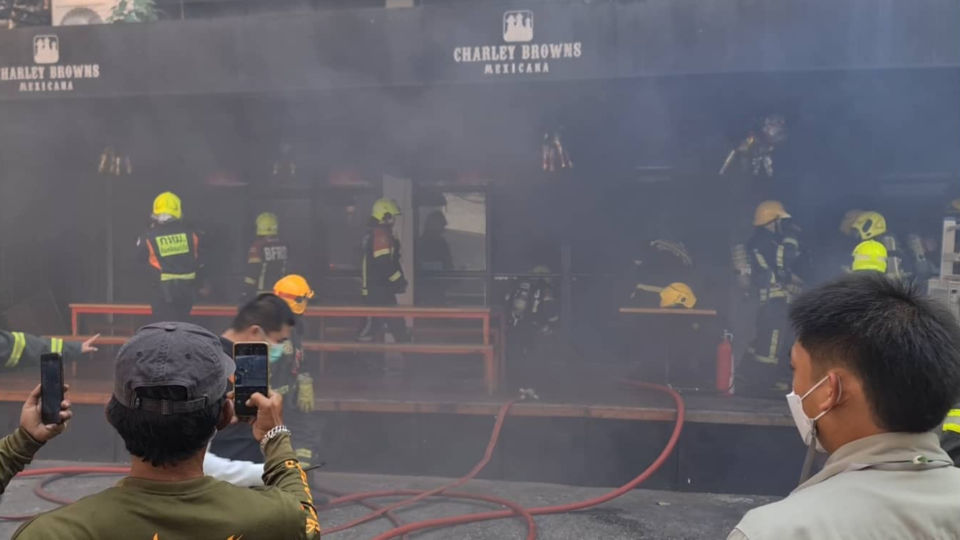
<box><xmin>417</xmin><ymin>192</ymin><xmax>487</xmax><ymax>272</ymax></box>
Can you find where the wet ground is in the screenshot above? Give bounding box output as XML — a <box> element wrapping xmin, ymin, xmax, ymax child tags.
<box><xmin>0</xmin><ymin>460</ymin><xmax>776</xmax><ymax>539</ymax></box>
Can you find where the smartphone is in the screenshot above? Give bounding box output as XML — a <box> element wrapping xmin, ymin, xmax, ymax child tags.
<box><xmin>40</xmin><ymin>353</ymin><xmax>64</xmax><ymax>425</ymax></box>
<box><xmin>233</xmin><ymin>342</ymin><xmax>269</xmax><ymax>418</ymax></box>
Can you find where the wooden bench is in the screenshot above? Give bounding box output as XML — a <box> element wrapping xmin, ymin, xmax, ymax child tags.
<box><xmin>69</xmin><ymin>304</ymin><xmax>495</xmax><ymax>344</ymax></box>
<box><xmin>68</xmin><ymin>304</ymin><xmax>500</xmax><ymax>394</ymax></box>
<box><xmin>57</xmin><ymin>334</ymin><xmax>499</xmax><ymax>395</ymax></box>
<box><xmin>619</xmin><ymin>307</ymin><xmax>719</xmax><ymax>316</ymax></box>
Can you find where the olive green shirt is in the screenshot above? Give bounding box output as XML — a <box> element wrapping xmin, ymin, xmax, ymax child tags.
<box><xmin>13</xmin><ymin>433</ymin><xmax>320</xmax><ymax>539</ymax></box>
<box><xmin>0</xmin><ymin>427</ymin><xmax>43</xmax><ymax>494</ymax></box>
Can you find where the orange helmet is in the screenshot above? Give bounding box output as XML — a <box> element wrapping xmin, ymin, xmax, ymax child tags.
<box><xmin>273</xmin><ymin>274</ymin><xmax>314</xmax><ymax>315</ymax></box>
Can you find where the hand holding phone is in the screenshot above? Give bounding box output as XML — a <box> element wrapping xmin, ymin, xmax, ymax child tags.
<box><xmin>21</xmin><ymin>383</ymin><xmax>72</xmax><ymax>443</ymax></box>
<box><xmin>233</xmin><ymin>342</ymin><xmax>269</xmax><ymax>419</ymax></box>
<box><xmin>246</xmin><ymin>390</ymin><xmax>285</xmax><ymax>442</ymax></box>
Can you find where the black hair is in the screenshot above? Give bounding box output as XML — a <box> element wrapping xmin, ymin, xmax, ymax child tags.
<box><xmin>790</xmin><ymin>273</ymin><xmax>960</xmax><ymax>432</ymax></box>
<box><xmin>107</xmin><ymin>386</ymin><xmax>225</xmax><ymax>467</ymax></box>
<box><xmin>230</xmin><ymin>293</ymin><xmax>295</xmax><ymax>333</ymax></box>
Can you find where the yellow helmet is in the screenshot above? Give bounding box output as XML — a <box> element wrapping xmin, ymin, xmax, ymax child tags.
<box><xmin>371</xmin><ymin>198</ymin><xmax>401</xmax><ymax>223</ymax></box>
<box><xmin>273</xmin><ymin>274</ymin><xmax>315</xmax><ymax>315</ymax></box>
<box><xmin>256</xmin><ymin>212</ymin><xmax>278</xmax><ymax>236</ymax></box>
<box><xmin>839</xmin><ymin>209</ymin><xmax>865</xmax><ymax>236</ymax></box>
<box><xmin>851</xmin><ymin>240</ymin><xmax>887</xmax><ymax>273</ymax></box>
<box><xmin>152</xmin><ymin>191</ymin><xmax>182</xmax><ymax>220</ymax></box>
<box><xmin>753</xmin><ymin>200</ymin><xmax>791</xmax><ymax>227</ymax></box>
<box><xmin>850</xmin><ymin>211</ymin><xmax>887</xmax><ymax>240</ymax></box>
<box><xmin>659</xmin><ymin>282</ymin><xmax>697</xmax><ymax>309</ymax></box>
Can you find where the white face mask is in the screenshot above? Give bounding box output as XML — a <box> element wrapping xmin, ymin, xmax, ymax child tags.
<box><xmin>785</xmin><ymin>375</ymin><xmax>841</xmax><ymax>453</ymax></box>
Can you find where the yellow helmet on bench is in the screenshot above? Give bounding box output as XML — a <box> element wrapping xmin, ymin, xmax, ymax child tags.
<box><xmin>660</xmin><ymin>282</ymin><xmax>697</xmax><ymax>309</ymax></box>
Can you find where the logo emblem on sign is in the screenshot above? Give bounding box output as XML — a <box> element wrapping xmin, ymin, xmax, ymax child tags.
<box><xmin>502</xmin><ymin>10</ymin><xmax>533</xmax><ymax>43</ymax></box>
<box><xmin>33</xmin><ymin>35</ymin><xmax>59</xmax><ymax>65</ymax></box>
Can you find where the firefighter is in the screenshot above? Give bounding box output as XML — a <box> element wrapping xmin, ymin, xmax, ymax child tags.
<box><xmin>851</xmin><ymin>240</ymin><xmax>888</xmax><ymax>273</ymax></box>
<box><xmin>137</xmin><ymin>192</ymin><xmax>201</xmax><ymax>322</ymax></box>
<box><xmin>504</xmin><ymin>266</ymin><xmax>559</xmax><ymax>385</ymax></box>
<box><xmin>417</xmin><ymin>211</ymin><xmax>453</xmax><ymax>272</ymax></box>
<box><xmin>719</xmin><ymin>114</ymin><xmax>787</xmax><ymax>178</ymax></box>
<box><xmin>826</xmin><ymin>209</ymin><xmax>867</xmax><ymax>277</ymax></box>
<box><xmin>849</xmin><ymin>211</ymin><xmax>906</xmax><ymax>279</ymax></box>
<box><xmin>0</xmin><ymin>331</ymin><xmax>99</xmax><ymax>372</ymax></box>
<box><xmin>736</xmin><ymin>200</ymin><xmax>801</xmax><ymax>398</ymax></box>
<box><xmin>272</xmin><ymin>275</ymin><xmax>317</xmax><ymax>467</ymax></box>
<box><xmin>505</xmin><ymin>266</ymin><xmax>559</xmax><ymax>335</ymax></box>
<box><xmin>417</xmin><ymin>210</ymin><xmax>453</xmax><ymax>306</ymax></box>
<box><xmin>848</xmin><ymin>210</ymin><xmax>933</xmax><ymax>281</ymax></box>
<box><xmin>241</xmin><ymin>212</ymin><xmax>289</xmax><ymax>299</ymax></box>
<box><xmin>357</xmin><ymin>198</ymin><xmax>409</xmax><ymax>342</ymax></box>
<box><xmin>272</xmin><ymin>274</ymin><xmax>315</xmax><ymax>415</ymax></box>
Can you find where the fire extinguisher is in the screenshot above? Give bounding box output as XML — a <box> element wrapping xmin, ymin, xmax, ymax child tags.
<box><xmin>716</xmin><ymin>330</ymin><xmax>734</xmax><ymax>396</ymax></box>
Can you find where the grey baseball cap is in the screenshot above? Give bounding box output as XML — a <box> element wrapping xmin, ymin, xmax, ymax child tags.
<box><xmin>113</xmin><ymin>322</ymin><xmax>235</xmax><ymax>415</ymax></box>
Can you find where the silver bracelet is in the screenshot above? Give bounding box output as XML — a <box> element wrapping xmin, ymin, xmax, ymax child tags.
<box><xmin>259</xmin><ymin>424</ymin><xmax>291</xmax><ymax>452</ymax></box>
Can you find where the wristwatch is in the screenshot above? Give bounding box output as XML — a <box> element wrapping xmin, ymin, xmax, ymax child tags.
<box><xmin>259</xmin><ymin>424</ymin><xmax>291</xmax><ymax>452</ymax></box>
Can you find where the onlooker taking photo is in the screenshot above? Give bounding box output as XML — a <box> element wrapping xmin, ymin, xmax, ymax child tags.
<box><xmin>729</xmin><ymin>273</ymin><xmax>960</xmax><ymax>539</ymax></box>
<box><xmin>12</xmin><ymin>322</ymin><xmax>320</xmax><ymax>539</ymax></box>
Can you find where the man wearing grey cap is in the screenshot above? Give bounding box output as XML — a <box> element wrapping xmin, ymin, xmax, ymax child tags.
<box><xmin>12</xmin><ymin>322</ymin><xmax>321</xmax><ymax>539</ymax></box>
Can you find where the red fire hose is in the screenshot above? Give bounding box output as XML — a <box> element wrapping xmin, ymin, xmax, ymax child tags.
<box><xmin>363</xmin><ymin>380</ymin><xmax>684</xmax><ymax>540</ymax></box>
<box><xmin>34</xmin><ymin>474</ymin><xmax>87</xmax><ymax>506</ymax></box>
<box><xmin>312</xmin><ymin>486</ymin><xmax>408</xmax><ymax>538</ymax></box>
<box><xmin>327</xmin><ymin>489</ymin><xmax>538</xmax><ymax>539</ymax></box>
<box><xmin>13</xmin><ymin>466</ymin><xmax>129</xmax><ymax>477</ymax></box>
<box><xmin>322</xmin><ymin>400</ymin><xmax>517</xmax><ymax>534</ymax></box>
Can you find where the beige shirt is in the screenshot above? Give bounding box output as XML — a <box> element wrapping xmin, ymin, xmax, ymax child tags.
<box><xmin>729</xmin><ymin>432</ymin><xmax>960</xmax><ymax>540</ymax></box>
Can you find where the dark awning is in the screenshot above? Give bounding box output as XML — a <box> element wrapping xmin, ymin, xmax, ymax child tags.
<box><xmin>0</xmin><ymin>0</ymin><xmax>956</xmax><ymax>100</ymax></box>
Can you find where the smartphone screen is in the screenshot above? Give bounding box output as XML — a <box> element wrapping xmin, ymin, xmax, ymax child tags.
<box><xmin>40</xmin><ymin>353</ymin><xmax>64</xmax><ymax>425</ymax></box>
<box><xmin>233</xmin><ymin>342</ymin><xmax>269</xmax><ymax>418</ymax></box>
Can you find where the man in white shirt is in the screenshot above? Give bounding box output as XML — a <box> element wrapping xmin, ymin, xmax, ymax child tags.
<box><xmin>729</xmin><ymin>273</ymin><xmax>960</xmax><ymax>539</ymax></box>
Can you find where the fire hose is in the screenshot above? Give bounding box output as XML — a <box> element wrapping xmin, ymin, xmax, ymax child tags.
<box><xmin>0</xmin><ymin>380</ymin><xmax>684</xmax><ymax>540</ymax></box>
<box><xmin>359</xmin><ymin>380</ymin><xmax>684</xmax><ymax>540</ymax></box>
<box><xmin>321</xmin><ymin>400</ymin><xmax>518</xmax><ymax>534</ymax></box>
<box><xmin>296</xmin><ymin>486</ymin><xmax>409</xmax><ymax>538</ymax></box>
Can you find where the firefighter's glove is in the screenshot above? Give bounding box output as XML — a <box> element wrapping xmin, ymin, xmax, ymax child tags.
<box><xmin>297</xmin><ymin>373</ymin><xmax>315</xmax><ymax>413</ymax></box>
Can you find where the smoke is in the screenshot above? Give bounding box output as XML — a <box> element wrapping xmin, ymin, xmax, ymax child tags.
<box><xmin>0</xmin><ymin>0</ymin><xmax>955</xmax><ymax>502</ymax></box>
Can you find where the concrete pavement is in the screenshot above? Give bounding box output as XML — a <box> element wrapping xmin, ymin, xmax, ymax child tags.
<box><xmin>0</xmin><ymin>461</ymin><xmax>777</xmax><ymax>539</ymax></box>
